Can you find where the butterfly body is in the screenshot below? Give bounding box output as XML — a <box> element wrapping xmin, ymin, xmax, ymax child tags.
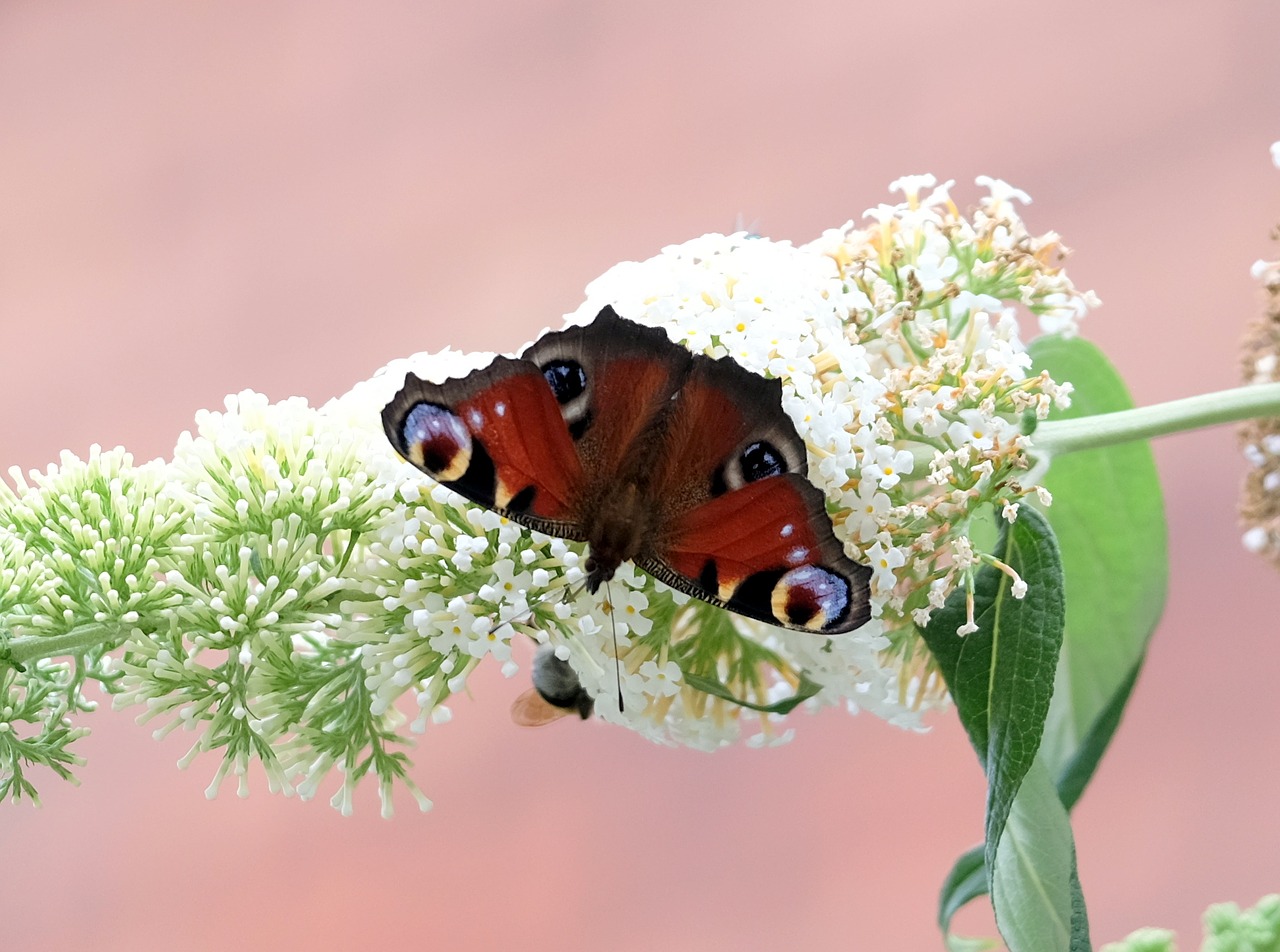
<box><xmin>577</xmin><ymin>480</ymin><xmax>653</xmax><ymax>592</ymax></box>
<box><xmin>382</xmin><ymin>307</ymin><xmax>872</xmax><ymax>634</ymax></box>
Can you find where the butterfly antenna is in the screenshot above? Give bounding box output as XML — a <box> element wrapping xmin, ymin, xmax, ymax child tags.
<box><xmin>492</xmin><ymin>576</ymin><xmax>591</xmax><ymax>636</ymax></box>
<box><xmin>493</xmin><ymin>583</ymin><xmax>568</xmax><ymax>636</ymax></box>
<box><xmin>491</xmin><ymin>597</ymin><xmax>541</xmax><ymax>636</ymax></box>
<box><xmin>604</xmin><ymin>579</ymin><xmax>624</xmax><ymax>714</ymax></box>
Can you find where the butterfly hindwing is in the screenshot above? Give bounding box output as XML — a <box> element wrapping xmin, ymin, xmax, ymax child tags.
<box><xmin>648</xmin><ymin>350</ymin><xmax>808</xmax><ymax>522</ymax></box>
<box><xmin>642</xmin><ymin>473</ymin><xmax>872</xmax><ymax>634</ymax></box>
<box><xmin>381</xmin><ymin>356</ymin><xmax>588</xmax><ymax>540</ymax></box>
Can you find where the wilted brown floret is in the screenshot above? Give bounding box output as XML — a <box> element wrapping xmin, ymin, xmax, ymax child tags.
<box><xmin>1239</xmin><ymin>257</ymin><xmax>1280</xmax><ymax>569</ymax></box>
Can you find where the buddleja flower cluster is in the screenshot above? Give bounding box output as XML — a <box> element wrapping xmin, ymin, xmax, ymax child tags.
<box><xmin>1240</xmin><ymin>143</ymin><xmax>1280</xmax><ymax>568</ymax></box>
<box><xmin>560</xmin><ymin>174</ymin><xmax>1092</xmax><ymax>729</ymax></box>
<box><xmin>0</xmin><ymin>175</ymin><xmax>1095</xmax><ymax>812</ymax></box>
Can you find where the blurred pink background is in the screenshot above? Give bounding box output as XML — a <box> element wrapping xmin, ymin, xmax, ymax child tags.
<box><xmin>2</xmin><ymin>3</ymin><xmax>1278</xmax><ymax>949</ymax></box>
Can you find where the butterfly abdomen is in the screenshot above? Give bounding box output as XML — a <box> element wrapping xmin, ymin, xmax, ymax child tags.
<box><xmin>580</xmin><ymin>480</ymin><xmax>657</xmax><ymax>593</ymax></box>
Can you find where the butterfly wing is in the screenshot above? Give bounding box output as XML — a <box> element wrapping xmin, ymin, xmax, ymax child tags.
<box><xmin>647</xmin><ymin>351</ymin><xmax>809</xmax><ymax>514</ymax></box>
<box><xmin>383</xmin><ymin>306</ymin><xmax>696</xmax><ymax>568</ymax></box>
<box><xmin>519</xmin><ymin>306</ymin><xmax>692</xmax><ymax>486</ymax></box>
<box><xmin>383</xmin><ymin>306</ymin><xmax>871</xmax><ymax>635</ymax></box>
<box><xmin>381</xmin><ymin>355</ymin><xmax>588</xmax><ymax>539</ymax></box>
<box><xmin>639</xmin><ymin>350</ymin><xmax>872</xmax><ymax>635</ymax></box>
<box><xmin>382</xmin><ymin>306</ymin><xmax>695</xmax><ymax>541</ymax></box>
<box><xmin>640</xmin><ymin>474</ymin><xmax>872</xmax><ymax>634</ymax></box>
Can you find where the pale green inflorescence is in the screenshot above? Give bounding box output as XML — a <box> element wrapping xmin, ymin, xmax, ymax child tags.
<box><xmin>0</xmin><ymin>447</ymin><xmax>188</xmax><ymax>800</ymax></box>
<box><xmin>1202</xmin><ymin>894</ymin><xmax>1280</xmax><ymax>952</ymax></box>
<box><xmin>1099</xmin><ymin>929</ymin><xmax>1178</xmax><ymax>952</ymax></box>
<box><xmin>1100</xmin><ymin>894</ymin><xmax>1280</xmax><ymax>952</ymax></box>
<box><xmin>0</xmin><ymin>176</ymin><xmax>1095</xmax><ymax>811</ymax></box>
<box><xmin>552</xmin><ymin>174</ymin><xmax>1090</xmax><ymax>729</ymax></box>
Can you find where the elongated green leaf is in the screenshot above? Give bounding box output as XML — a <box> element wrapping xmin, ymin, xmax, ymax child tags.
<box><xmin>936</xmin><ymin>675</ymin><xmax>1126</xmax><ymax>941</ymax></box>
<box><xmin>991</xmin><ymin>757</ymin><xmax>1090</xmax><ymax>951</ymax></box>
<box><xmin>1028</xmin><ymin>336</ymin><xmax>1168</xmax><ymax>805</ymax></box>
<box><xmin>922</xmin><ymin>507</ymin><xmax>1065</xmax><ymax>866</ymax></box>
<box><xmin>938</xmin><ymin>845</ymin><xmax>987</xmax><ymax>930</ymax></box>
<box><xmin>1054</xmin><ymin>656</ymin><xmax>1141</xmax><ymax>811</ymax></box>
<box><xmin>923</xmin><ymin>507</ymin><xmax>1080</xmax><ymax>950</ymax></box>
<box><xmin>680</xmin><ymin>670</ymin><xmax>821</xmax><ymax>714</ymax></box>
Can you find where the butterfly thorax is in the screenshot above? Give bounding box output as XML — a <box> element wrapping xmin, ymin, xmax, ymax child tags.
<box><xmin>582</xmin><ymin>479</ymin><xmax>656</xmax><ymax>594</ymax></box>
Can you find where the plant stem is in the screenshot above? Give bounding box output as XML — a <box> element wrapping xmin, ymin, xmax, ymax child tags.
<box><xmin>3</xmin><ymin>623</ymin><xmax>122</xmax><ymax>667</ymax></box>
<box><xmin>1033</xmin><ymin>382</ymin><xmax>1280</xmax><ymax>458</ymax></box>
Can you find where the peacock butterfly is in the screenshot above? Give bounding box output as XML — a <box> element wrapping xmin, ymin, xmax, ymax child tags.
<box><xmin>381</xmin><ymin>306</ymin><xmax>872</xmax><ymax>636</ymax></box>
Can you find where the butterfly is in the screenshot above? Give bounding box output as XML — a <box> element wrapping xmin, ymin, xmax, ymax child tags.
<box><xmin>381</xmin><ymin>306</ymin><xmax>872</xmax><ymax>636</ymax></box>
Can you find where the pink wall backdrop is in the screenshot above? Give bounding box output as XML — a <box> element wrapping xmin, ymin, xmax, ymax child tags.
<box><xmin>2</xmin><ymin>3</ymin><xmax>1277</xmax><ymax>948</ymax></box>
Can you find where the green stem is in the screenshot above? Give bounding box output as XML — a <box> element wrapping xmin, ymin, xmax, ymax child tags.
<box><xmin>1033</xmin><ymin>382</ymin><xmax>1280</xmax><ymax>458</ymax></box>
<box><xmin>3</xmin><ymin>623</ymin><xmax>123</xmax><ymax>668</ymax></box>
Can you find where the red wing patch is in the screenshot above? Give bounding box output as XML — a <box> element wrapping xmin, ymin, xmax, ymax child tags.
<box><xmin>453</xmin><ymin>371</ymin><xmax>583</xmax><ymax>520</ymax></box>
<box><xmin>382</xmin><ymin>357</ymin><xmax>586</xmax><ymax>535</ymax></box>
<box><xmin>648</xmin><ymin>474</ymin><xmax>871</xmax><ymax>634</ymax></box>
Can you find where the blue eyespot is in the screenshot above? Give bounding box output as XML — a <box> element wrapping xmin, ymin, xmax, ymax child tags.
<box><xmin>740</xmin><ymin>441</ymin><xmax>784</xmax><ymax>482</ymax></box>
<box><xmin>401</xmin><ymin>402</ymin><xmax>472</xmax><ymax>481</ymax></box>
<box><xmin>542</xmin><ymin>359</ymin><xmax>588</xmax><ymax>405</ymax></box>
<box><xmin>773</xmin><ymin>564</ymin><xmax>851</xmax><ymax>630</ymax></box>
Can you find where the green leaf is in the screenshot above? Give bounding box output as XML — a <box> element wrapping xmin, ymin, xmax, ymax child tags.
<box><xmin>938</xmin><ymin>845</ymin><xmax>989</xmax><ymax>939</ymax></box>
<box><xmin>1053</xmin><ymin>656</ymin><xmax>1141</xmax><ymax>811</ymax></box>
<box><xmin>991</xmin><ymin>758</ymin><xmax>1089</xmax><ymax>951</ymax></box>
<box><xmin>680</xmin><ymin>670</ymin><xmax>822</xmax><ymax>714</ymax></box>
<box><xmin>946</xmin><ymin>933</ymin><xmax>1002</xmax><ymax>952</ymax></box>
<box><xmin>923</xmin><ymin>507</ymin><xmax>1082</xmax><ymax>950</ymax></box>
<box><xmin>1028</xmin><ymin>335</ymin><xmax>1168</xmax><ymax>805</ymax></box>
<box><xmin>922</xmin><ymin>507</ymin><xmax>1065</xmax><ymax>864</ymax></box>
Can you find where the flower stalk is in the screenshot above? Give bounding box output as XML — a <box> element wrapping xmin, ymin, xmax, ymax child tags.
<box><xmin>2</xmin><ymin>624</ymin><xmax>121</xmax><ymax>667</ymax></box>
<box><xmin>1035</xmin><ymin>381</ymin><xmax>1280</xmax><ymax>458</ymax></box>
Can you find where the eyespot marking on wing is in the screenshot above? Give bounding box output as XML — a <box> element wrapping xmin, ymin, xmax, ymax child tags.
<box><xmin>712</xmin><ymin>439</ymin><xmax>790</xmax><ymax>496</ymax></box>
<box><xmin>400</xmin><ymin>402</ymin><xmax>472</xmax><ymax>482</ymax></box>
<box><xmin>724</xmin><ymin>567</ymin><xmax>787</xmax><ymax>611</ymax></box>
<box><xmin>740</xmin><ymin>441</ymin><xmax>786</xmax><ymax>482</ymax></box>
<box><xmin>769</xmin><ymin>564</ymin><xmax>852</xmax><ymax>632</ymax></box>
<box><xmin>542</xmin><ymin>359</ymin><xmax>587</xmax><ymax>403</ymax></box>
<box><xmin>539</xmin><ymin>357</ymin><xmax>593</xmax><ymax>438</ymax></box>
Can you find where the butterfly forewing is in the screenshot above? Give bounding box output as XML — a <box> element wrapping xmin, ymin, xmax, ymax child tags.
<box><xmin>648</xmin><ymin>352</ymin><xmax>809</xmax><ymax>522</ymax></box>
<box><xmin>381</xmin><ymin>357</ymin><xmax>588</xmax><ymax>540</ymax></box>
<box><xmin>521</xmin><ymin>307</ymin><xmax>691</xmax><ymax>485</ymax></box>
